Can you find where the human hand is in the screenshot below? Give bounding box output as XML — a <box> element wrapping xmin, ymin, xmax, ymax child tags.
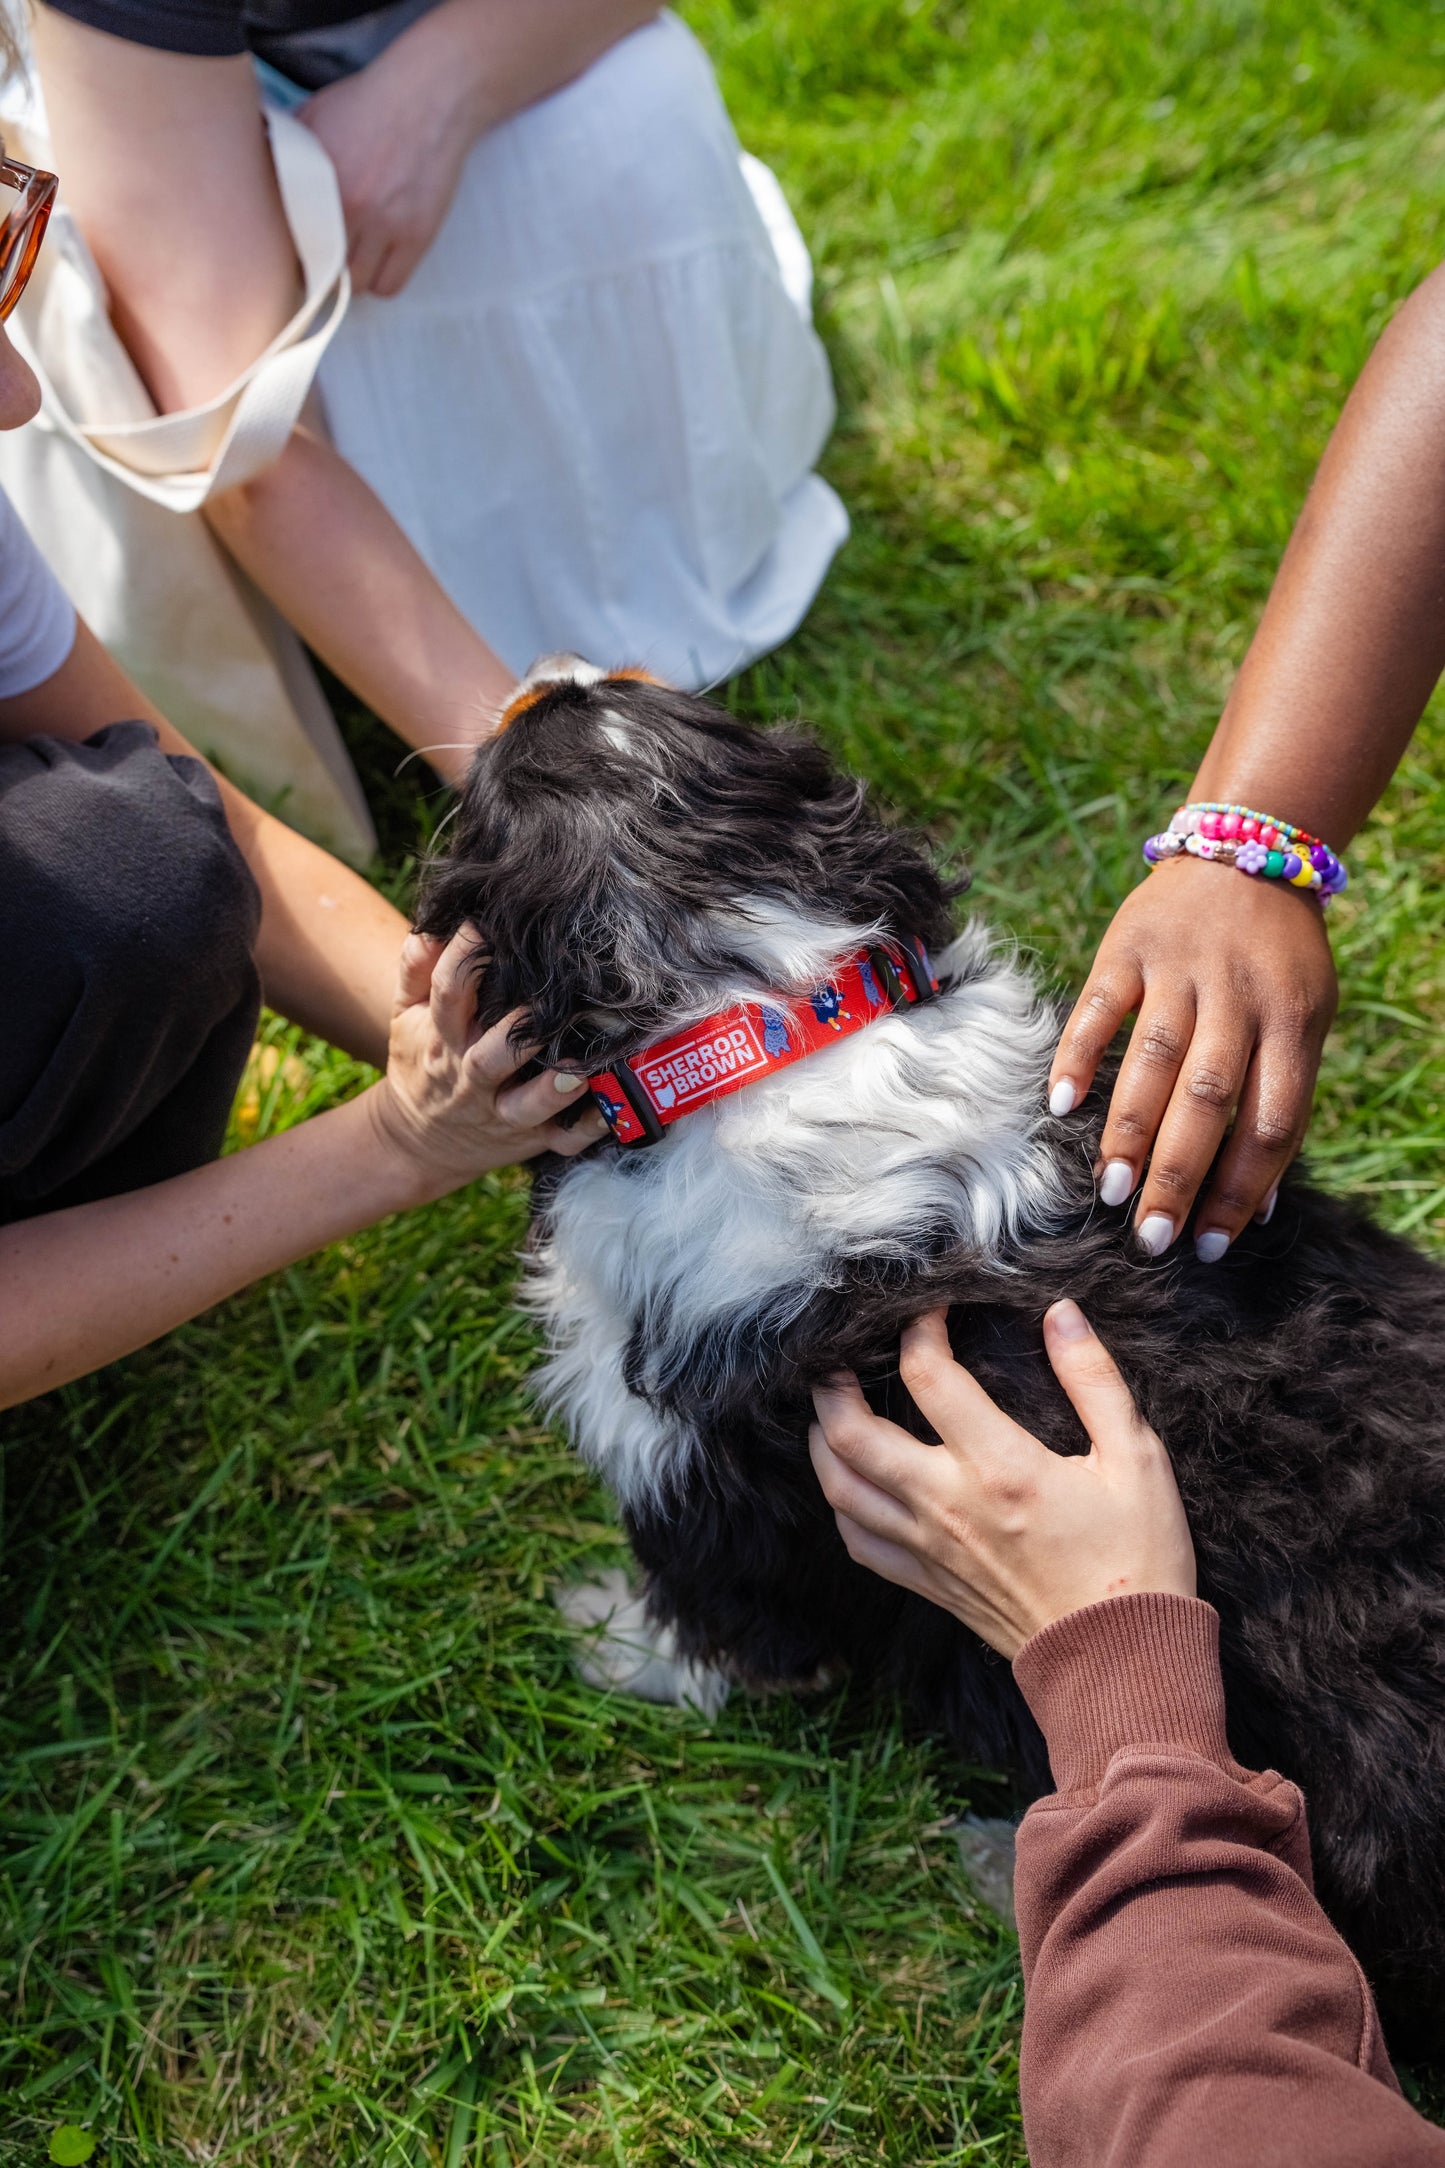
<box><xmin>1048</xmin><ymin>857</ymin><xmax>1337</xmax><ymax>1259</ymax></box>
<box><xmin>365</xmin><ymin>926</ymin><xmax>606</xmax><ymax>1199</ymax></box>
<box><xmin>299</xmin><ymin>35</ymin><xmax>478</xmax><ymax>297</ymax></box>
<box><xmin>809</xmin><ymin>1304</ymin><xmax>1196</xmax><ymax>1661</ymax></box>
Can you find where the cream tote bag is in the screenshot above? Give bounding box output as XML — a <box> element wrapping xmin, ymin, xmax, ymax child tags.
<box><xmin>0</xmin><ymin>102</ymin><xmax>376</xmax><ymax>864</ymax></box>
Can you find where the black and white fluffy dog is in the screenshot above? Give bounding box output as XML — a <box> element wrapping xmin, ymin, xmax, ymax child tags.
<box><xmin>419</xmin><ymin>659</ymin><xmax>1445</xmax><ymax>2046</ymax></box>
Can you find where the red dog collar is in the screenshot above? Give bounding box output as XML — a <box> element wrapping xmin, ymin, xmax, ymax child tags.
<box><xmin>588</xmin><ymin>936</ymin><xmax>940</xmax><ymax>1147</ymax></box>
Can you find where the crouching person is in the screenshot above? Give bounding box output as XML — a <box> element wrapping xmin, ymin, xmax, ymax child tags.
<box><xmin>0</xmin><ymin>315</ymin><xmax>603</xmax><ymax>1409</ymax></box>
<box><xmin>809</xmin><ymin>1305</ymin><xmax>1445</xmax><ymax>2168</ymax></box>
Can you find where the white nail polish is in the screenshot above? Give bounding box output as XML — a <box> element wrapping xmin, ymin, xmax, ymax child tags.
<box><xmin>1195</xmin><ymin>1230</ymin><xmax>1230</xmax><ymax>1264</ymax></box>
<box><xmin>1136</xmin><ymin>1213</ymin><xmax>1175</xmax><ymax>1257</ymax></box>
<box><xmin>554</xmin><ymin>1071</ymin><xmax>585</xmax><ymax>1093</ymax></box>
<box><xmin>1255</xmin><ymin>1184</ymin><xmax>1279</xmax><ymax>1226</ymax></box>
<box><xmin>1098</xmin><ymin>1159</ymin><xmax>1135</xmax><ymax>1209</ymax></box>
<box><xmin>1048</xmin><ymin>1079</ymin><xmax>1077</xmax><ymax>1118</ymax></box>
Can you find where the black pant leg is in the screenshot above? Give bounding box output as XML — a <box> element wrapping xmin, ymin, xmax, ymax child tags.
<box><xmin>0</xmin><ymin>722</ymin><xmax>262</xmax><ymax>1222</ymax></box>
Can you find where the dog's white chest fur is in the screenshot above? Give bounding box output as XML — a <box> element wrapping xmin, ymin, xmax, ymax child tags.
<box><xmin>527</xmin><ymin>926</ymin><xmax>1067</xmax><ymax>1511</ymax></box>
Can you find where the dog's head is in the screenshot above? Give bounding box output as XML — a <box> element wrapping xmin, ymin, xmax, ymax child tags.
<box><xmin>416</xmin><ymin>658</ymin><xmax>961</xmax><ymax>1073</ymax></box>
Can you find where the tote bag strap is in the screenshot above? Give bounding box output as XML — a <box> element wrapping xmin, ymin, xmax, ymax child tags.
<box><xmin>34</xmin><ymin>108</ymin><xmax>350</xmax><ymax>512</ymax></box>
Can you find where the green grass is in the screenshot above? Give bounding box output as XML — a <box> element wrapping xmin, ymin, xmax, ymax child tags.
<box><xmin>6</xmin><ymin>1</ymin><xmax>1445</xmax><ymax>2157</ymax></box>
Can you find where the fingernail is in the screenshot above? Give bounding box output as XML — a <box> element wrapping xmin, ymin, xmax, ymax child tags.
<box><xmin>1195</xmin><ymin>1229</ymin><xmax>1230</xmax><ymax>1264</ymax></box>
<box><xmin>1255</xmin><ymin>1184</ymin><xmax>1279</xmax><ymax>1226</ymax></box>
<box><xmin>1048</xmin><ymin>1079</ymin><xmax>1077</xmax><ymax>1118</ymax></box>
<box><xmin>584</xmin><ymin>1108</ymin><xmax>609</xmax><ymax>1134</ymax></box>
<box><xmin>1045</xmin><ymin>1298</ymin><xmax>1091</xmax><ymax>1342</ymax></box>
<box><xmin>554</xmin><ymin>1072</ymin><xmax>586</xmax><ymax>1093</ymax></box>
<box><xmin>1136</xmin><ymin>1212</ymin><xmax>1175</xmax><ymax>1257</ymax></box>
<box><xmin>1098</xmin><ymin>1159</ymin><xmax>1135</xmax><ymax>1209</ymax></box>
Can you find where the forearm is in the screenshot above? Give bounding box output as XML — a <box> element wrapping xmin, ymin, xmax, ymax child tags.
<box><xmin>218</xmin><ymin>791</ymin><xmax>405</xmax><ymax>1067</ymax></box>
<box><xmin>1047</xmin><ymin>263</ymin><xmax>1445</xmax><ymax>1232</ymax></box>
<box><xmin>0</xmin><ymin>1090</ymin><xmax>431</xmax><ymax>1409</ymax></box>
<box><xmin>1192</xmin><ymin>266</ymin><xmax>1445</xmax><ymax>845</ymax></box>
<box><xmin>396</xmin><ymin>0</ymin><xmax>660</xmax><ymax>136</ymax></box>
<box><xmin>0</xmin><ymin>916</ymin><xmax>607</xmax><ymax>1409</ymax></box>
<box><xmin>0</xmin><ymin>621</ymin><xmax>404</xmax><ymax>1063</ymax></box>
<box><xmin>1011</xmin><ymin>1596</ymin><xmax>1441</xmax><ymax>2168</ymax></box>
<box><xmin>205</xmin><ymin>427</ymin><xmax>514</xmax><ymax>786</ymax></box>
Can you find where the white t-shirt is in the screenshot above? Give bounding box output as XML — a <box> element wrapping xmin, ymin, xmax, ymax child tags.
<box><xmin>0</xmin><ymin>483</ymin><xmax>77</xmax><ymax>700</ymax></box>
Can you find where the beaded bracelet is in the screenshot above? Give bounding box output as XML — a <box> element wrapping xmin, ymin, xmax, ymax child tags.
<box><xmin>1143</xmin><ymin>801</ymin><xmax>1349</xmax><ymax>900</ymax></box>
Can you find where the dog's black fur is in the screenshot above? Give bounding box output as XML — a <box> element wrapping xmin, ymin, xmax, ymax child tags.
<box><xmin>420</xmin><ymin>672</ymin><xmax>1445</xmax><ymax>2049</ymax></box>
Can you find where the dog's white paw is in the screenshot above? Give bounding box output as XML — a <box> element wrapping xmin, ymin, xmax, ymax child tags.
<box><xmin>555</xmin><ymin>1570</ymin><xmax>731</xmax><ymax>1718</ymax></box>
<box><xmin>950</xmin><ymin>1813</ymin><xmax>1019</xmax><ymax>1927</ymax></box>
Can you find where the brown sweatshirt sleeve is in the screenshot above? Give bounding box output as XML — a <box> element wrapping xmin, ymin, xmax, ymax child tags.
<box><xmin>1009</xmin><ymin>1591</ymin><xmax>1445</xmax><ymax>2168</ymax></box>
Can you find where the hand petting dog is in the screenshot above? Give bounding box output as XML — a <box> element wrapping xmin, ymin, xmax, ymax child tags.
<box><xmin>809</xmin><ymin>1303</ymin><xmax>1197</xmax><ymax>1661</ymax></box>
<box><xmin>1049</xmin><ymin>860</ymin><xmax>1336</xmax><ymax>1265</ymax></box>
<box><xmin>367</xmin><ymin>923</ymin><xmax>608</xmax><ymax>1199</ymax></box>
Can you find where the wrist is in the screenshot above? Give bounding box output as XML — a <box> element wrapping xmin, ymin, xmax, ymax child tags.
<box><xmin>1187</xmin><ymin>764</ymin><xmax>1360</xmax><ymax>854</ymax></box>
<box><xmin>1144</xmin><ymin>801</ymin><xmax>1347</xmax><ymax>903</ymax></box>
<box><xmin>1141</xmin><ymin>849</ymin><xmax>1335</xmax><ymax>925</ymax></box>
<box><xmin>401</xmin><ymin>0</ymin><xmax>506</xmax><ymax>139</ymax></box>
<box><xmin>1013</xmin><ymin>1593</ymin><xmax>1241</xmax><ymax>1794</ymax></box>
<box><xmin>355</xmin><ymin>1079</ymin><xmax>459</xmax><ymax>1213</ymax></box>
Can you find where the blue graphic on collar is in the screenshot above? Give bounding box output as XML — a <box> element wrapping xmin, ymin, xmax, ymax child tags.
<box><xmin>859</xmin><ymin>956</ymin><xmax>884</xmax><ymax>1008</ymax></box>
<box><xmin>759</xmin><ymin>1004</ymin><xmax>791</xmax><ymax>1057</ymax></box>
<box><xmin>594</xmin><ymin>1090</ymin><xmax>626</xmax><ymax>1128</ymax></box>
<box><xmin>809</xmin><ymin>983</ymin><xmax>846</xmax><ymax>1027</ymax></box>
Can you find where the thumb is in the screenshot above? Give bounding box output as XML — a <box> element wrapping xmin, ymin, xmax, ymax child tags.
<box><xmin>396</xmin><ymin>931</ymin><xmax>444</xmax><ymax>1015</ymax></box>
<box><xmin>1042</xmin><ymin>1301</ymin><xmax>1144</xmax><ymax>1455</ymax></box>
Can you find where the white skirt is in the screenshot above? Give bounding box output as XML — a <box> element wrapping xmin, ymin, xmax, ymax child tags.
<box><xmin>305</xmin><ymin>10</ymin><xmax>848</xmax><ymax>689</ymax></box>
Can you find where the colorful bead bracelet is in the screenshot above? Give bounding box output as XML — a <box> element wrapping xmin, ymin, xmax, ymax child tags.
<box><xmin>1143</xmin><ymin>800</ymin><xmax>1349</xmax><ymax>900</ymax></box>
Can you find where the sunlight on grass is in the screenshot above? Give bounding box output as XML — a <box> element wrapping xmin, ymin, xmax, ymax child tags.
<box><xmin>4</xmin><ymin>3</ymin><xmax>1445</xmax><ymax>2159</ymax></box>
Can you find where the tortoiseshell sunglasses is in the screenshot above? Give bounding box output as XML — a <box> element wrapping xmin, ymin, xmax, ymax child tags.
<box><xmin>0</xmin><ymin>136</ymin><xmax>57</xmax><ymax>322</ymax></box>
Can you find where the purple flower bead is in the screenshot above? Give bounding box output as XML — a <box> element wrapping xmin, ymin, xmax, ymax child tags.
<box><xmin>1236</xmin><ymin>840</ymin><xmax>1269</xmax><ymax>874</ymax></box>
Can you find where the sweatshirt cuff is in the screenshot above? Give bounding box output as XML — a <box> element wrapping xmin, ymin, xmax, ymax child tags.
<box><xmin>1012</xmin><ymin>1592</ymin><xmax>1239</xmax><ymax>1795</ymax></box>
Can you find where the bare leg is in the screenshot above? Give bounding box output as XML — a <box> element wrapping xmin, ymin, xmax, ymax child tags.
<box><xmin>31</xmin><ymin>7</ymin><xmax>514</xmax><ymax>784</ymax></box>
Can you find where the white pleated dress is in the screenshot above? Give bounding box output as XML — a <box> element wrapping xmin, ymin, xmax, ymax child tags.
<box><xmin>294</xmin><ymin>10</ymin><xmax>847</xmax><ymax>690</ymax></box>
